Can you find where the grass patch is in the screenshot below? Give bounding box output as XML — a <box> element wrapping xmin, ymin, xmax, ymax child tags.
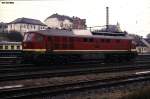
<box><xmin>121</xmin><ymin>86</ymin><xmax>150</xmax><ymax>99</ymax></box>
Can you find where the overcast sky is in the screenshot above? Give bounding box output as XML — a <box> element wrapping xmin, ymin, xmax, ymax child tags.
<box><xmin>0</xmin><ymin>0</ymin><xmax>150</xmax><ymax>37</ymax></box>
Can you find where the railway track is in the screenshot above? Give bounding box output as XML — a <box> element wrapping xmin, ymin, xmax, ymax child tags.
<box><xmin>0</xmin><ymin>60</ymin><xmax>149</xmax><ymax>71</ymax></box>
<box><xmin>1</xmin><ymin>71</ymin><xmax>150</xmax><ymax>99</ymax></box>
<box><xmin>0</xmin><ymin>54</ymin><xmax>149</xmax><ymax>65</ymax></box>
<box><xmin>0</xmin><ymin>61</ymin><xmax>150</xmax><ymax>81</ymax></box>
<box><xmin>0</xmin><ymin>55</ymin><xmax>149</xmax><ymax>82</ymax></box>
<box><xmin>0</xmin><ymin>57</ymin><xmax>22</xmax><ymax>65</ymax></box>
<box><xmin>0</xmin><ymin>54</ymin><xmax>149</xmax><ymax>98</ymax></box>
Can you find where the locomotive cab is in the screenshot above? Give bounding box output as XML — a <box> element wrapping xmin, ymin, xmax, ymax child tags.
<box><xmin>23</xmin><ymin>32</ymin><xmax>46</xmax><ymax>50</ymax></box>
<box><xmin>22</xmin><ymin>32</ymin><xmax>47</xmax><ymax>63</ymax></box>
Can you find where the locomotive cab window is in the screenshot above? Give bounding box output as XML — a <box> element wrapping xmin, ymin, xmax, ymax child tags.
<box><xmin>5</xmin><ymin>46</ymin><xmax>8</xmax><ymax>50</ymax></box>
<box><xmin>23</xmin><ymin>33</ymin><xmax>34</xmax><ymax>42</ymax></box>
<box><xmin>35</xmin><ymin>34</ymin><xmax>44</xmax><ymax>42</ymax></box>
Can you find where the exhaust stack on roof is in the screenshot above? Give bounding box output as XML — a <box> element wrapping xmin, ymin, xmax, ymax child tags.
<box><xmin>106</xmin><ymin>6</ymin><xmax>109</xmax><ymax>30</ymax></box>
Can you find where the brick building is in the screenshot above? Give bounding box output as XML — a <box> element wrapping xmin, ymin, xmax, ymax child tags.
<box><xmin>44</xmin><ymin>13</ymin><xmax>86</xmax><ymax>29</ymax></box>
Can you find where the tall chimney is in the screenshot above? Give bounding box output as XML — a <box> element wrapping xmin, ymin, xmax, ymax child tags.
<box><xmin>106</xmin><ymin>6</ymin><xmax>109</xmax><ymax>30</ymax></box>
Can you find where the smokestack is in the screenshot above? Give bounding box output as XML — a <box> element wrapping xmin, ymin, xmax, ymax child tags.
<box><xmin>106</xmin><ymin>6</ymin><xmax>109</xmax><ymax>30</ymax></box>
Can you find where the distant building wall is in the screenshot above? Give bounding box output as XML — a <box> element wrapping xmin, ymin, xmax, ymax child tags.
<box><xmin>45</xmin><ymin>14</ymin><xmax>86</xmax><ymax>29</ymax></box>
<box><xmin>45</xmin><ymin>18</ymin><xmax>62</xmax><ymax>29</ymax></box>
<box><xmin>45</xmin><ymin>18</ymin><xmax>73</xmax><ymax>29</ymax></box>
<box><xmin>136</xmin><ymin>46</ymin><xmax>150</xmax><ymax>53</ymax></box>
<box><xmin>8</xmin><ymin>23</ymin><xmax>46</xmax><ymax>35</ymax></box>
<box><xmin>72</xmin><ymin>17</ymin><xmax>86</xmax><ymax>29</ymax></box>
<box><xmin>8</xmin><ymin>18</ymin><xmax>47</xmax><ymax>36</ymax></box>
<box><xmin>0</xmin><ymin>23</ymin><xmax>7</xmax><ymax>33</ymax></box>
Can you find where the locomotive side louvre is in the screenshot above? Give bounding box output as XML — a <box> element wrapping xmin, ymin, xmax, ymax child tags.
<box><xmin>50</xmin><ymin>36</ymin><xmax>131</xmax><ymax>52</ymax></box>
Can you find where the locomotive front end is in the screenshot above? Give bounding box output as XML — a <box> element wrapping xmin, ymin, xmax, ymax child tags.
<box><xmin>22</xmin><ymin>32</ymin><xmax>46</xmax><ymax>63</ymax></box>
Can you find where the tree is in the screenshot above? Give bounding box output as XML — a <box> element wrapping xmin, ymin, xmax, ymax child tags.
<box><xmin>7</xmin><ymin>31</ymin><xmax>23</xmax><ymax>42</ymax></box>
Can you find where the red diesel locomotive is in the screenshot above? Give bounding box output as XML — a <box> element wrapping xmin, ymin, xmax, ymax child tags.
<box><xmin>22</xmin><ymin>29</ymin><xmax>137</xmax><ymax>64</ymax></box>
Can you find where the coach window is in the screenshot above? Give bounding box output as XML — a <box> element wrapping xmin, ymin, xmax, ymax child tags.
<box><xmin>0</xmin><ymin>45</ymin><xmax>2</xmax><ymax>49</ymax></box>
<box><xmin>11</xmin><ymin>46</ymin><xmax>14</xmax><ymax>50</ymax></box>
<box><xmin>5</xmin><ymin>46</ymin><xmax>8</xmax><ymax>50</ymax></box>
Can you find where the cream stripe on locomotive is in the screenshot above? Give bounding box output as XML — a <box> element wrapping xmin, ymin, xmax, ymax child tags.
<box><xmin>23</xmin><ymin>49</ymin><xmax>133</xmax><ymax>52</ymax></box>
<box><xmin>53</xmin><ymin>50</ymin><xmax>130</xmax><ymax>52</ymax></box>
<box><xmin>23</xmin><ymin>49</ymin><xmax>46</xmax><ymax>51</ymax></box>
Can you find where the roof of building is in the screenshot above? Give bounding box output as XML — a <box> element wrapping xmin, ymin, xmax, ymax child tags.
<box><xmin>0</xmin><ymin>22</ymin><xmax>7</xmax><ymax>25</ymax></box>
<box><xmin>145</xmin><ymin>38</ymin><xmax>150</xmax><ymax>43</ymax></box>
<box><xmin>8</xmin><ymin>18</ymin><xmax>46</xmax><ymax>26</ymax></box>
<box><xmin>45</xmin><ymin>13</ymin><xmax>73</xmax><ymax>22</ymax></box>
<box><xmin>133</xmin><ymin>38</ymin><xmax>147</xmax><ymax>47</ymax></box>
<box><xmin>97</xmin><ymin>24</ymin><xmax>122</xmax><ymax>33</ymax></box>
<box><xmin>27</xmin><ymin>29</ymin><xmax>131</xmax><ymax>40</ymax></box>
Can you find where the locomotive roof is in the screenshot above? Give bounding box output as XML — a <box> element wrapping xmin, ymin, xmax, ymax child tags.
<box><xmin>28</xmin><ymin>29</ymin><xmax>132</xmax><ymax>40</ymax></box>
<box><xmin>0</xmin><ymin>41</ymin><xmax>21</xmax><ymax>45</ymax></box>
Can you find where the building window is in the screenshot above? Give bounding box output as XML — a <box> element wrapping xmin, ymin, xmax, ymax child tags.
<box><xmin>27</xmin><ymin>24</ymin><xmax>29</xmax><ymax>29</ymax></box>
<box><xmin>10</xmin><ymin>24</ymin><xmax>12</xmax><ymax>29</ymax></box>
<box><xmin>20</xmin><ymin>25</ymin><xmax>22</xmax><ymax>30</ymax></box>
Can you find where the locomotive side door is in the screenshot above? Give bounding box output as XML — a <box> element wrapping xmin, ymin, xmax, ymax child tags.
<box><xmin>46</xmin><ymin>36</ymin><xmax>53</xmax><ymax>52</ymax></box>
